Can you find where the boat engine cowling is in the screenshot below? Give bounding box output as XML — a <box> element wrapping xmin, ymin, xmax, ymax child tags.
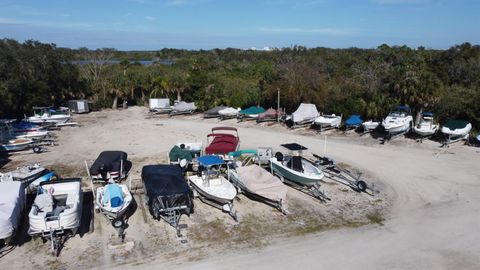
<box><xmin>275</xmin><ymin>152</ymin><xmax>284</xmax><ymax>162</ymax></box>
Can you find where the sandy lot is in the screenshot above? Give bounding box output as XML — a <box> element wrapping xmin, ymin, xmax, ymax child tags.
<box><xmin>1</xmin><ymin>107</ymin><xmax>479</xmax><ymax>269</ymax></box>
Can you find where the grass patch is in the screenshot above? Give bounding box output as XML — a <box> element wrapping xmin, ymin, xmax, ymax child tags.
<box><xmin>366</xmin><ymin>212</ymin><xmax>385</xmax><ymax>225</ymax></box>
<box><xmin>190</xmin><ymin>218</ymin><xmax>231</xmax><ymax>243</ymax></box>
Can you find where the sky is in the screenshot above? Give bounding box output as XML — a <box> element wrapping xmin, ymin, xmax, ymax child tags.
<box><xmin>0</xmin><ymin>0</ymin><xmax>478</xmax><ymax>50</ymax></box>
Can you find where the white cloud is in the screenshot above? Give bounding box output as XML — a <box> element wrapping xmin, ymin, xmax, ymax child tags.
<box><xmin>258</xmin><ymin>27</ymin><xmax>352</xmax><ymax>35</ymax></box>
<box><xmin>166</xmin><ymin>0</ymin><xmax>188</xmax><ymax>6</ymax></box>
<box><xmin>144</xmin><ymin>16</ymin><xmax>156</xmax><ymax>21</ymax></box>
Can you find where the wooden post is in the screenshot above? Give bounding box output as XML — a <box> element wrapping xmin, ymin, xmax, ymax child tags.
<box><xmin>277</xmin><ymin>89</ymin><xmax>280</xmax><ymax>122</ymax></box>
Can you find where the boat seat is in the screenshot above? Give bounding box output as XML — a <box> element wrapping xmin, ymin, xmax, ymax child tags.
<box><xmin>287</xmin><ymin>156</ymin><xmax>304</xmax><ymax>172</ymax></box>
<box><xmin>34</xmin><ymin>193</ymin><xmax>54</xmax><ymax>213</ymax></box>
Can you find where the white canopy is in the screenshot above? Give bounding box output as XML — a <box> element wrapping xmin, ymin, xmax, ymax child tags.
<box><xmin>292</xmin><ymin>103</ymin><xmax>319</xmax><ymax>123</ymax></box>
<box><xmin>0</xmin><ymin>181</ymin><xmax>25</xmax><ymax>239</ymax></box>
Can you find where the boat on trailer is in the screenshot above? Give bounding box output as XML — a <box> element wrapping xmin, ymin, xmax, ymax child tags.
<box><xmin>28</xmin><ymin>178</ymin><xmax>83</xmax><ymax>256</ymax></box>
<box><xmin>205</xmin><ymin>127</ymin><xmax>240</xmax><ymax>156</ymax></box>
<box><xmin>188</xmin><ymin>155</ymin><xmax>237</xmax><ymax>220</ymax></box>
<box><xmin>314</xmin><ymin>114</ymin><xmax>342</xmax><ymax>129</ymax></box>
<box><xmin>142</xmin><ymin>164</ymin><xmax>192</xmax><ymax>237</ymax></box>
<box><xmin>237</xmin><ymin>106</ymin><xmax>266</xmax><ymax>122</ymax></box>
<box><xmin>26</xmin><ymin>107</ymin><xmax>71</xmax><ymax>125</ymax></box>
<box><xmin>345</xmin><ymin>115</ymin><xmax>363</xmax><ymax>130</ymax></box>
<box><xmin>169</xmin><ymin>101</ymin><xmax>196</xmax><ymax>116</ymax></box>
<box><xmin>10</xmin><ymin>121</ymin><xmax>49</xmax><ymax>139</ymax></box>
<box><xmin>257</xmin><ymin>108</ymin><xmax>284</xmax><ymax>123</ymax></box>
<box><xmin>413</xmin><ymin>112</ymin><xmax>438</xmax><ymax>137</ymax></box>
<box><xmin>0</xmin><ymin>164</ymin><xmax>50</xmax><ymax>191</ymax></box>
<box><xmin>362</xmin><ymin>120</ymin><xmax>379</xmax><ymax>132</ymax></box>
<box><xmin>228</xmin><ymin>162</ymin><xmax>287</xmax><ymax>214</ymax></box>
<box><xmin>287</xmin><ymin>103</ymin><xmax>319</xmax><ymax>128</ymax></box>
<box><xmin>218</xmin><ymin>107</ymin><xmax>241</xmax><ymax>120</ymax></box>
<box><xmin>203</xmin><ymin>106</ymin><xmax>228</xmax><ymax>118</ymax></box>
<box><xmin>269</xmin><ymin>143</ymin><xmax>328</xmax><ymax>201</ymax></box>
<box><xmin>441</xmin><ymin>120</ymin><xmax>472</xmax><ymax>145</ymax></box>
<box><xmin>88</xmin><ymin>151</ymin><xmax>132</xmax><ymax>183</ymax></box>
<box><xmin>0</xmin><ymin>181</ymin><xmax>25</xmax><ymax>249</ymax></box>
<box><xmin>381</xmin><ymin>105</ymin><xmax>413</xmax><ymax>135</ymax></box>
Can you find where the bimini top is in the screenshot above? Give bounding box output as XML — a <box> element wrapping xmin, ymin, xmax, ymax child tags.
<box><xmin>142</xmin><ymin>165</ymin><xmax>190</xmax><ymax>197</ymax></box>
<box><xmin>443</xmin><ymin>120</ymin><xmax>470</xmax><ymax>130</ymax></box>
<box><xmin>239</xmin><ymin>106</ymin><xmax>266</xmax><ymax>115</ymax></box>
<box><xmin>281</xmin><ymin>143</ymin><xmax>308</xmax><ymax>151</ymax></box>
<box><xmin>90</xmin><ymin>151</ymin><xmax>129</xmax><ymax>175</ymax></box>
<box><xmin>197</xmin><ymin>155</ymin><xmax>225</xmax><ymax>167</ymax></box>
<box><xmin>345</xmin><ymin>115</ymin><xmax>363</xmax><ymax>126</ymax></box>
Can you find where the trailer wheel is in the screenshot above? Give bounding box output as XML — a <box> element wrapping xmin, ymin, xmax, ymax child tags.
<box><xmin>33</xmin><ymin>146</ymin><xmax>42</xmax><ymax>153</ymax></box>
<box><xmin>356</xmin><ymin>180</ymin><xmax>367</xmax><ymax>192</ymax></box>
<box><xmin>112</xmin><ymin>218</ymin><xmax>125</xmax><ymax>229</ymax></box>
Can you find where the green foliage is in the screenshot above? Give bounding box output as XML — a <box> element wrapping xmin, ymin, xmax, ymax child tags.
<box><xmin>1</xmin><ymin>40</ymin><xmax>479</xmax><ymax>130</ymax></box>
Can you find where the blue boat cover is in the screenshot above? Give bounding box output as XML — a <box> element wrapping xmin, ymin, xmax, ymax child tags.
<box><xmin>422</xmin><ymin>112</ymin><xmax>434</xmax><ymax>117</ymax></box>
<box><xmin>103</xmin><ymin>183</ymin><xmax>124</xmax><ymax>207</ymax></box>
<box><xmin>197</xmin><ymin>155</ymin><xmax>225</xmax><ymax>166</ymax></box>
<box><xmin>12</xmin><ymin>121</ymin><xmax>40</xmax><ymax>130</ymax></box>
<box><xmin>239</xmin><ymin>106</ymin><xmax>266</xmax><ymax>115</ymax></box>
<box><xmin>345</xmin><ymin>115</ymin><xmax>363</xmax><ymax>126</ymax></box>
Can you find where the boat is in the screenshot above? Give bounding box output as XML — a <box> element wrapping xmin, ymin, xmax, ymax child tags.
<box><xmin>413</xmin><ymin>112</ymin><xmax>438</xmax><ymax>137</ymax></box>
<box><xmin>238</xmin><ymin>106</ymin><xmax>266</xmax><ymax>121</ymax></box>
<box><xmin>314</xmin><ymin>114</ymin><xmax>342</xmax><ymax>129</ymax></box>
<box><xmin>218</xmin><ymin>107</ymin><xmax>241</xmax><ymax>120</ymax></box>
<box><xmin>205</xmin><ymin>127</ymin><xmax>240</xmax><ymax>155</ymax></box>
<box><xmin>169</xmin><ymin>101</ymin><xmax>196</xmax><ymax>116</ymax></box>
<box><xmin>345</xmin><ymin>115</ymin><xmax>363</xmax><ymax>129</ymax></box>
<box><xmin>0</xmin><ymin>138</ymin><xmax>34</xmax><ymax>152</ymax></box>
<box><xmin>28</xmin><ymin>178</ymin><xmax>83</xmax><ymax>256</ymax></box>
<box><xmin>362</xmin><ymin>120</ymin><xmax>380</xmax><ymax>132</ymax></box>
<box><xmin>176</xmin><ymin>142</ymin><xmax>202</xmax><ymax>157</ymax></box>
<box><xmin>95</xmin><ymin>183</ymin><xmax>133</xmax><ymax>240</ymax></box>
<box><xmin>169</xmin><ymin>144</ymin><xmax>194</xmax><ymax>165</ymax></box>
<box><xmin>26</xmin><ymin>107</ymin><xmax>71</xmax><ymax>125</ymax></box>
<box><xmin>381</xmin><ymin>105</ymin><xmax>413</xmax><ymax>134</ymax></box>
<box><xmin>149</xmin><ymin>98</ymin><xmax>173</xmax><ymax>114</ymax></box>
<box><xmin>203</xmin><ymin>106</ymin><xmax>228</xmax><ymax>118</ymax></box>
<box><xmin>0</xmin><ymin>164</ymin><xmax>50</xmax><ymax>188</ymax></box>
<box><xmin>228</xmin><ymin>163</ymin><xmax>287</xmax><ymax>213</ymax></box>
<box><xmin>88</xmin><ymin>151</ymin><xmax>132</xmax><ymax>182</ymax></box>
<box><xmin>188</xmin><ymin>155</ymin><xmax>237</xmax><ymax>219</ymax></box>
<box><xmin>257</xmin><ymin>108</ymin><xmax>284</xmax><ymax>122</ymax></box>
<box><xmin>287</xmin><ymin>103</ymin><xmax>319</xmax><ymax>128</ymax></box>
<box><xmin>441</xmin><ymin>120</ymin><xmax>472</xmax><ymax>144</ymax></box>
<box><xmin>0</xmin><ymin>181</ymin><xmax>25</xmax><ymax>246</ymax></box>
<box><xmin>269</xmin><ymin>143</ymin><xmax>328</xmax><ymax>201</ymax></box>
<box><xmin>9</xmin><ymin>120</ymin><xmax>49</xmax><ymax>139</ymax></box>
<box><xmin>142</xmin><ymin>164</ymin><xmax>193</xmax><ymax>235</ymax></box>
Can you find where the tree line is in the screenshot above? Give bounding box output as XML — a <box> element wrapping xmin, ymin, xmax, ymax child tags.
<box><xmin>0</xmin><ymin>38</ymin><xmax>479</xmax><ymax>129</ymax></box>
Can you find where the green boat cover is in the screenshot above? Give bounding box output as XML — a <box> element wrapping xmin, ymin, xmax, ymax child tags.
<box><xmin>228</xmin><ymin>149</ymin><xmax>257</xmax><ymax>157</ymax></box>
<box><xmin>444</xmin><ymin>120</ymin><xmax>469</xmax><ymax>130</ymax></box>
<box><xmin>169</xmin><ymin>145</ymin><xmax>193</xmax><ymax>162</ymax></box>
<box><xmin>239</xmin><ymin>106</ymin><xmax>266</xmax><ymax>115</ymax></box>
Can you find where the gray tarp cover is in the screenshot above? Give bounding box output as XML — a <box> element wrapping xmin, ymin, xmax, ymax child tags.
<box><xmin>173</xmin><ymin>101</ymin><xmax>196</xmax><ymax>112</ymax></box>
<box><xmin>292</xmin><ymin>103</ymin><xmax>319</xmax><ymax>123</ymax></box>
<box><xmin>236</xmin><ymin>165</ymin><xmax>287</xmax><ymax>203</ymax></box>
<box><xmin>0</xmin><ymin>181</ymin><xmax>25</xmax><ymax>239</ymax></box>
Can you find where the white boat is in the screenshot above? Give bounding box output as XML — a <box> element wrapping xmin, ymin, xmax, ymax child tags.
<box><xmin>218</xmin><ymin>107</ymin><xmax>240</xmax><ymax>119</ymax></box>
<box><xmin>95</xmin><ymin>183</ymin><xmax>132</xmax><ymax>231</ymax></box>
<box><xmin>381</xmin><ymin>105</ymin><xmax>413</xmax><ymax>134</ymax></box>
<box><xmin>0</xmin><ymin>181</ymin><xmax>25</xmax><ymax>243</ymax></box>
<box><xmin>441</xmin><ymin>120</ymin><xmax>472</xmax><ymax>144</ymax></box>
<box><xmin>228</xmin><ymin>164</ymin><xmax>287</xmax><ymax>213</ymax></box>
<box><xmin>290</xmin><ymin>103</ymin><xmax>319</xmax><ymax>127</ymax></box>
<box><xmin>314</xmin><ymin>114</ymin><xmax>342</xmax><ymax>128</ymax></box>
<box><xmin>362</xmin><ymin>120</ymin><xmax>380</xmax><ymax>131</ymax></box>
<box><xmin>28</xmin><ymin>178</ymin><xmax>83</xmax><ymax>256</ymax></box>
<box><xmin>413</xmin><ymin>112</ymin><xmax>438</xmax><ymax>137</ymax></box>
<box><xmin>188</xmin><ymin>155</ymin><xmax>237</xmax><ymax>219</ymax></box>
<box><xmin>10</xmin><ymin>121</ymin><xmax>49</xmax><ymax>139</ymax></box>
<box><xmin>0</xmin><ymin>121</ymin><xmax>34</xmax><ymax>152</ymax></box>
<box><xmin>26</xmin><ymin>107</ymin><xmax>71</xmax><ymax>125</ymax></box>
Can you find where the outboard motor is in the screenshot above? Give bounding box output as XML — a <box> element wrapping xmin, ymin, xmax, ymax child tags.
<box><xmin>99</xmin><ymin>164</ymin><xmax>108</xmax><ymax>181</ymax></box>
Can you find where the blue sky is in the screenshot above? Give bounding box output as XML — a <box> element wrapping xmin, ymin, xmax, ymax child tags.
<box><xmin>0</xmin><ymin>0</ymin><xmax>478</xmax><ymax>50</ymax></box>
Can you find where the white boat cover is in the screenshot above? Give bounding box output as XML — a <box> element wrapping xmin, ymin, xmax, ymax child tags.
<box><xmin>236</xmin><ymin>165</ymin><xmax>287</xmax><ymax>203</ymax></box>
<box><xmin>292</xmin><ymin>103</ymin><xmax>319</xmax><ymax>123</ymax></box>
<box><xmin>149</xmin><ymin>98</ymin><xmax>171</xmax><ymax>110</ymax></box>
<box><xmin>0</xmin><ymin>181</ymin><xmax>25</xmax><ymax>239</ymax></box>
<box><xmin>218</xmin><ymin>107</ymin><xmax>240</xmax><ymax>116</ymax></box>
<box><xmin>173</xmin><ymin>101</ymin><xmax>196</xmax><ymax>112</ymax></box>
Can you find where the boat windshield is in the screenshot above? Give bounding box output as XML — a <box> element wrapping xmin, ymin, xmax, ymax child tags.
<box><xmin>388</xmin><ymin>110</ymin><xmax>406</xmax><ymax>117</ymax></box>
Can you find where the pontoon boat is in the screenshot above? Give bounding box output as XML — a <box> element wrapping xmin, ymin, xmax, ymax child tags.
<box><xmin>205</xmin><ymin>127</ymin><xmax>240</xmax><ymax>155</ymax></box>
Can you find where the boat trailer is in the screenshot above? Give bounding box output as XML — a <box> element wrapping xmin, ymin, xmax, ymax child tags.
<box><xmin>310</xmin><ymin>154</ymin><xmax>374</xmax><ymax>195</ymax></box>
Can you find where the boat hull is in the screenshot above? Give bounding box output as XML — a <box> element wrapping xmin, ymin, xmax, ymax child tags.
<box><xmin>0</xmin><ymin>139</ymin><xmax>33</xmax><ymax>152</ymax></box>
<box><xmin>27</xmin><ymin>115</ymin><xmax>70</xmax><ymax>124</ymax></box>
<box><xmin>414</xmin><ymin>125</ymin><xmax>438</xmax><ymax>137</ymax></box>
<box><xmin>188</xmin><ymin>176</ymin><xmax>236</xmax><ymax>205</ymax></box>
<box><xmin>269</xmin><ymin>158</ymin><xmax>323</xmax><ymax>185</ymax></box>
<box><xmin>96</xmin><ymin>185</ymin><xmax>132</xmax><ymax>219</ymax></box>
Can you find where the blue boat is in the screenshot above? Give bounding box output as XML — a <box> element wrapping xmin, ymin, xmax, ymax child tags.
<box><xmin>345</xmin><ymin>115</ymin><xmax>363</xmax><ymax>128</ymax></box>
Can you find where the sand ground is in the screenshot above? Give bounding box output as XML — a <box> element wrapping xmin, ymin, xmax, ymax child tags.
<box><xmin>1</xmin><ymin>106</ymin><xmax>479</xmax><ymax>269</ymax></box>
